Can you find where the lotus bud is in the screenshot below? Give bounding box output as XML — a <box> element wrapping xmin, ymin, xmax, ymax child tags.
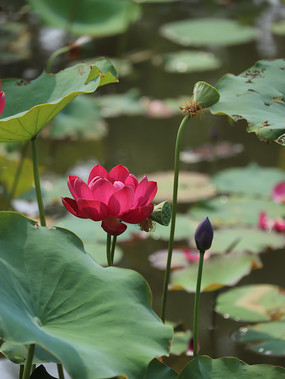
<box><xmin>149</xmin><ymin>201</ymin><xmax>171</xmax><ymax>226</ymax></box>
<box><xmin>194</xmin><ymin>217</ymin><xmax>213</xmax><ymax>252</ymax></box>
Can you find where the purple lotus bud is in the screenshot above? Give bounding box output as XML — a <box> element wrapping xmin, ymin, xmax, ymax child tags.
<box><xmin>194</xmin><ymin>217</ymin><xmax>213</xmax><ymax>252</ymax></box>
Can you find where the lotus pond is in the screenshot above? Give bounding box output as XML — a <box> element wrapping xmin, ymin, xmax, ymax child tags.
<box><xmin>1</xmin><ymin>1</ymin><xmax>285</xmax><ymax>378</ymax></box>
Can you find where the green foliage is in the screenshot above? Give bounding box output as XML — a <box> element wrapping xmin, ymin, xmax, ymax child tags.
<box><xmin>216</xmin><ymin>284</ymin><xmax>285</xmax><ymax>322</ymax></box>
<box><xmin>233</xmin><ymin>321</ymin><xmax>285</xmax><ymax>356</ymax></box>
<box><xmin>177</xmin><ymin>356</ymin><xmax>285</xmax><ymax>378</ymax></box>
<box><xmin>170</xmin><ymin>251</ymin><xmax>261</xmax><ymax>292</ymax></box>
<box><xmin>210</xmin><ymin>59</ymin><xmax>285</xmax><ymax>145</ymax></box>
<box><xmin>0</xmin><ymin>212</ymin><xmax>172</xmax><ymax>379</ymax></box>
<box><xmin>160</xmin><ymin>18</ymin><xmax>256</xmax><ymax>47</ymax></box>
<box><xmin>28</xmin><ymin>0</ymin><xmax>141</xmax><ymax>37</ymax></box>
<box><xmin>0</xmin><ymin>60</ymin><xmax>118</xmax><ymax>142</ymax></box>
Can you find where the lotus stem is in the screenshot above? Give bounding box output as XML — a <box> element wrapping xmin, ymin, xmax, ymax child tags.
<box><xmin>19</xmin><ymin>365</ymin><xmax>24</xmax><ymax>379</ymax></box>
<box><xmin>106</xmin><ymin>233</ymin><xmax>112</xmax><ymax>266</ymax></box>
<box><xmin>22</xmin><ymin>343</ymin><xmax>35</xmax><ymax>379</ymax></box>
<box><xmin>46</xmin><ymin>46</ymin><xmax>70</xmax><ymax>74</ymax></box>
<box><xmin>193</xmin><ymin>250</ymin><xmax>205</xmax><ymax>356</ymax></box>
<box><xmin>110</xmin><ymin>235</ymin><xmax>117</xmax><ymax>265</ymax></box>
<box><xmin>57</xmin><ymin>363</ymin><xmax>65</xmax><ymax>379</ymax></box>
<box><xmin>160</xmin><ymin>114</ymin><xmax>190</xmax><ymax>323</ymax></box>
<box><xmin>31</xmin><ymin>136</ymin><xmax>46</xmax><ymax>227</ymax></box>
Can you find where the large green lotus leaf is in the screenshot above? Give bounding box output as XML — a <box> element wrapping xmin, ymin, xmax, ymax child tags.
<box><xmin>149</xmin><ymin>171</ymin><xmax>216</xmax><ymax>204</ymax></box>
<box><xmin>159</xmin><ymin>50</ymin><xmax>221</xmax><ymax>73</ymax></box>
<box><xmin>144</xmin><ymin>359</ymin><xmax>177</xmax><ymax>379</ymax></box>
<box><xmin>149</xmin><ymin>213</ymin><xmax>196</xmax><ymax>241</ymax></box>
<box><xmin>216</xmin><ymin>284</ymin><xmax>285</xmax><ymax>322</ymax></box>
<box><xmin>160</xmin><ymin>18</ymin><xmax>256</xmax><ymax>47</ymax></box>
<box><xmin>210</xmin><ymin>59</ymin><xmax>285</xmax><ymax>145</ymax></box>
<box><xmin>209</xmin><ymin>228</ymin><xmax>285</xmax><ymax>255</ymax></box>
<box><xmin>0</xmin><ymin>212</ymin><xmax>172</xmax><ymax>379</ymax></box>
<box><xmin>170</xmin><ymin>251</ymin><xmax>262</xmax><ymax>292</ymax></box>
<box><xmin>212</xmin><ymin>163</ymin><xmax>285</xmax><ymax>197</ymax></box>
<box><xmin>0</xmin><ymin>60</ymin><xmax>118</xmax><ymax>142</ymax></box>
<box><xmin>177</xmin><ymin>356</ymin><xmax>285</xmax><ymax>378</ymax></box>
<box><xmin>28</xmin><ymin>0</ymin><xmax>141</xmax><ymax>37</ymax></box>
<box><xmin>233</xmin><ymin>320</ymin><xmax>285</xmax><ymax>356</ymax></box>
<box><xmin>189</xmin><ymin>195</ymin><xmax>285</xmax><ymax>227</ymax></box>
<box><xmin>46</xmin><ymin>95</ymin><xmax>107</xmax><ymax>141</ymax></box>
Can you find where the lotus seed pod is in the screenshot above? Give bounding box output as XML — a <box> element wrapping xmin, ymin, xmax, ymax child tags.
<box><xmin>150</xmin><ymin>201</ymin><xmax>171</xmax><ymax>226</ymax></box>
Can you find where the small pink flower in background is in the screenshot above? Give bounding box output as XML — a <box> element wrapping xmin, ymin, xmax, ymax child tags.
<box><xmin>62</xmin><ymin>164</ymin><xmax>157</xmax><ymax>236</ymax></box>
<box><xmin>183</xmin><ymin>249</ymin><xmax>210</xmax><ymax>262</ymax></box>
<box><xmin>0</xmin><ymin>82</ymin><xmax>6</xmax><ymax>115</ymax></box>
<box><xmin>186</xmin><ymin>337</ymin><xmax>200</xmax><ymax>356</ymax></box>
<box><xmin>258</xmin><ymin>212</ymin><xmax>285</xmax><ymax>232</ymax></box>
<box><xmin>272</xmin><ymin>182</ymin><xmax>285</xmax><ymax>203</ymax></box>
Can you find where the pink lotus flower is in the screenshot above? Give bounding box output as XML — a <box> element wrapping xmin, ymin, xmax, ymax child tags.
<box><xmin>0</xmin><ymin>82</ymin><xmax>6</xmax><ymax>115</ymax></box>
<box><xmin>272</xmin><ymin>182</ymin><xmax>285</xmax><ymax>203</ymax></box>
<box><xmin>62</xmin><ymin>164</ymin><xmax>157</xmax><ymax>236</ymax></box>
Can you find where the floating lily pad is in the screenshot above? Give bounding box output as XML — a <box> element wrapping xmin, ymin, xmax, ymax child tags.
<box><xmin>149</xmin><ymin>213</ymin><xmax>195</xmax><ymax>241</ymax></box>
<box><xmin>159</xmin><ymin>50</ymin><xmax>221</xmax><ymax>73</ymax></box>
<box><xmin>180</xmin><ymin>142</ymin><xmax>243</xmax><ymax>163</ymax></box>
<box><xmin>94</xmin><ymin>89</ymin><xmax>146</xmax><ymax>117</ymax></box>
<box><xmin>0</xmin><ymin>60</ymin><xmax>118</xmax><ymax>142</ymax></box>
<box><xmin>160</xmin><ymin>18</ymin><xmax>257</xmax><ymax>47</ymax></box>
<box><xmin>233</xmin><ymin>320</ymin><xmax>285</xmax><ymax>356</ymax></box>
<box><xmin>210</xmin><ymin>227</ymin><xmax>285</xmax><ymax>255</ymax></box>
<box><xmin>29</xmin><ymin>0</ymin><xmax>141</xmax><ymax>37</ymax></box>
<box><xmin>189</xmin><ymin>195</ymin><xmax>285</xmax><ymax>227</ymax></box>
<box><xmin>149</xmin><ymin>248</ymin><xmax>200</xmax><ymax>270</ymax></box>
<box><xmin>46</xmin><ymin>95</ymin><xmax>107</xmax><ymax>140</ymax></box>
<box><xmin>216</xmin><ymin>284</ymin><xmax>285</xmax><ymax>322</ymax></box>
<box><xmin>0</xmin><ymin>212</ymin><xmax>172</xmax><ymax>379</ymax></box>
<box><xmin>177</xmin><ymin>355</ymin><xmax>285</xmax><ymax>378</ymax></box>
<box><xmin>171</xmin><ymin>329</ymin><xmax>192</xmax><ymax>356</ymax></box>
<box><xmin>212</xmin><ymin>164</ymin><xmax>285</xmax><ymax>197</ymax></box>
<box><xmin>149</xmin><ymin>171</ymin><xmax>216</xmax><ymax>204</ymax></box>
<box><xmin>170</xmin><ymin>251</ymin><xmax>261</xmax><ymax>292</ymax></box>
<box><xmin>210</xmin><ymin>59</ymin><xmax>285</xmax><ymax>145</ymax></box>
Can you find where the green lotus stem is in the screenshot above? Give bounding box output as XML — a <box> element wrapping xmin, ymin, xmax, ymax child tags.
<box><xmin>22</xmin><ymin>343</ymin><xmax>35</xmax><ymax>379</ymax></box>
<box><xmin>193</xmin><ymin>250</ymin><xmax>205</xmax><ymax>357</ymax></box>
<box><xmin>110</xmin><ymin>235</ymin><xmax>117</xmax><ymax>265</ymax></box>
<box><xmin>106</xmin><ymin>233</ymin><xmax>112</xmax><ymax>266</ymax></box>
<box><xmin>57</xmin><ymin>363</ymin><xmax>65</xmax><ymax>379</ymax></box>
<box><xmin>46</xmin><ymin>46</ymin><xmax>70</xmax><ymax>74</ymax></box>
<box><xmin>160</xmin><ymin>114</ymin><xmax>190</xmax><ymax>323</ymax></box>
<box><xmin>19</xmin><ymin>365</ymin><xmax>24</xmax><ymax>379</ymax></box>
<box><xmin>31</xmin><ymin>136</ymin><xmax>46</xmax><ymax>227</ymax></box>
<box><xmin>7</xmin><ymin>142</ymin><xmax>29</xmax><ymax>210</ymax></box>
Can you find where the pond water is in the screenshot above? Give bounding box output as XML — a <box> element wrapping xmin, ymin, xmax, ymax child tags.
<box><xmin>1</xmin><ymin>0</ymin><xmax>285</xmax><ymax>377</ymax></box>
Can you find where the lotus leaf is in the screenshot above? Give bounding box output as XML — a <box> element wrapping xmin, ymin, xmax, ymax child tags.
<box><xmin>209</xmin><ymin>227</ymin><xmax>285</xmax><ymax>255</ymax></box>
<box><xmin>216</xmin><ymin>284</ymin><xmax>285</xmax><ymax>322</ymax></box>
<box><xmin>189</xmin><ymin>195</ymin><xmax>285</xmax><ymax>227</ymax></box>
<box><xmin>212</xmin><ymin>163</ymin><xmax>285</xmax><ymax>197</ymax></box>
<box><xmin>170</xmin><ymin>251</ymin><xmax>262</xmax><ymax>292</ymax></box>
<box><xmin>160</xmin><ymin>18</ymin><xmax>256</xmax><ymax>47</ymax></box>
<box><xmin>149</xmin><ymin>213</ymin><xmax>195</xmax><ymax>241</ymax></box>
<box><xmin>0</xmin><ymin>60</ymin><xmax>118</xmax><ymax>142</ymax></box>
<box><xmin>160</xmin><ymin>50</ymin><xmax>221</xmax><ymax>73</ymax></box>
<box><xmin>28</xmin><ymin>0</ymin><xmax>141</xmax><ymax>37</ymax></box>
<box><xmin>0</xmin><ymin>212</ymin><xmax>172</xmax><ymax>379</ymax></box>
<box><xmin>210</xmin><ymin>59</ymin><xmax>285</xmax><ymax>145</ymax></box>
<box><xmin>149</xmin><ymin>171</ymin><xmax>216</xmax><ymax>204</ymax></box>
<box><xmin>144</xmin><ymin>359</ymin><xmax>177</xmax><ymax>379</ymax></box>
<box><xmin>233</xmin><ymin>320</ymin><xmax>285</xmax><ymax>356</ymax></box>
<box><xmin>47</xmin><ymin>95</ymin><xmax>107</xmax><ymax>141</ymax></box>
<box><xmin>177</xmin><ymin>356</ymin><xmax>285</xmax><ymax>378</ymax></box>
